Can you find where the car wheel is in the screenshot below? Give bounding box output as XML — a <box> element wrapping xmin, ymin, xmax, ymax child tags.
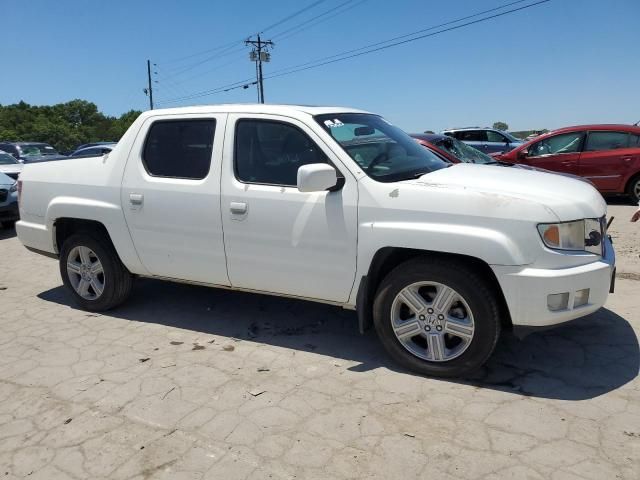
<box><xmin>59</xmin><ymin>232</ymin><xmax>133</xmax><ymax>311</ymax></box>
<box><xmin>1</xmin><ymin>220</ymin><xmax>16</xmax><ymax>229</ymax></box>
<box><xmin>373</xmin><ymin>257</ymin><xmax>501</xmax><ymax>377</ymax></box>
<box><xmin>627</xmin><ymin>175</ymin><xmax>640</xmax><ymax>203</ymax></box>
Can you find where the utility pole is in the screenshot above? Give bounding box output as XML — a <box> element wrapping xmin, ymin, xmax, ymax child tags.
<box><xmin>246</xmin><ymin>35</ymin><xmax>273</xmax><ymax>103</ymax></box>
<box><xmin>145</xmin><ymin>59</ymin><xmax>154</xmax><ymax>110</ymax></box>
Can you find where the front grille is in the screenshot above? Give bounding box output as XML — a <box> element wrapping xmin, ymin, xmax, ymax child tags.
<box><xmin>0</xmin><ymin>189</ymin><xmax>7</xmax><ymax>203</ymax></box>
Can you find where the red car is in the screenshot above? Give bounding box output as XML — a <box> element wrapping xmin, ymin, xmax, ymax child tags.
<box><xmin>493</xmin><ymin>124</ymin><xmax>640</xmax><ymax>202</ymax></box>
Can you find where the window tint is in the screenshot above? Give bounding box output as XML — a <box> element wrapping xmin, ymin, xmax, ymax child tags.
<box><xmin>143</xmin><ymin>119</ymin><xmax>215</xmax><ymax>179</ymax></box>
<box><xmin>486</xmin><ymin>131</ymin><xmax>507</xmax><ymax>143</ymax></box>
<box><xmin>630</xmin><ymin>134</ymin><xmax>640</xmax><ymax>147</ymax></box>
<box><xmin>529</xmin><ymin>132</ymin><xmax>583</xmax><ymax>156</ymax></box>
<box><xmin>235</xmin><ymin>120</ymin><xmax>328</xmax><ymax>186</ymax></box>
<box><xmin>584</xmin><ymin>131</ymin><xmax>629</xmax><ymax>151</ymax></box>
<box><xmin>457</xmin><ymin>130</ymin><xmax>487</xmax><ymax>142</ymax></box>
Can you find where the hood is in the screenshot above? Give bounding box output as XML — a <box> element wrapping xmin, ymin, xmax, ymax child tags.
<box><xmin>0</xmin><ymin>163</ymin><xmax>23</xmax><ymax>173</ymax></box>
<box><xmin>412</xmin><ymin>163</ymin><xmax>606</xmax><ymax>221</ymax></box>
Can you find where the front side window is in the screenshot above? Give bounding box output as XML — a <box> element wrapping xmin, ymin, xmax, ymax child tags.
<box><xmin>486</xmin><ymin>131</ymin><xmax>507</xmax><ymax>143</ymax></box>
<box><xmin>143</xmin><ymin>119</ymin><xmax>215</xmax><ymax>179</ymax></box>
<box><xmin>584</xmin><ymin>131</ymin><xmax>629</xmax><ymax>152</ymax></box>
<box><xmin>529</xmin><ymin>132</ymin><xmax>583</xmax><ymax>157</ymax></box>
<box><xmin>316</xmin><ymin>113</ymin><xmax>447</xmax><ymax>182</ymax></box>
<box><xmin>235</xmin><ymin>120</ymin><xmax>328</xmax><ymax>186</ymax></box>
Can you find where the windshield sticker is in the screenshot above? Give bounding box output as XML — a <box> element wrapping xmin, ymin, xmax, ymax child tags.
<box><xmin>324</xmin><ymin>119</ymin><xmax>344</xmax><ymax>128</ymax></box>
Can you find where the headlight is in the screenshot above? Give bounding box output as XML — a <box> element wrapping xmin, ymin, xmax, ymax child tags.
<box><xmin>9</xmin><ymin>182</ymin><xmax>17</xmax><ymax>193</ymax></box>
<box><xmin>537</xmin><ymin>218</ymin><xmax>603</xmax><ymax>255</ymax></box>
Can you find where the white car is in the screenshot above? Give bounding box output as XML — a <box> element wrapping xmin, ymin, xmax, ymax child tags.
<box><xmin>15</xmin><ymin>104</ymin><xmax>615</xmax><ymax>377</ymax></box>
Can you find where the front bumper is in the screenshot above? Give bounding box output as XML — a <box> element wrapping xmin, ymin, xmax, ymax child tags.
<box><xmin>0</xmin><ymin>200</ymin><xmax>19</xmax><ymax>222</ymax></box>
<box><xmin>492</xmin><ymin>236</ymin><xmax>615</xmax><ymax>328</ymax></box>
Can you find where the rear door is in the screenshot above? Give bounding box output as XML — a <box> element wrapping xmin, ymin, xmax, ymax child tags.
<box><xmin>579</xmin><ymin>131</ymin><xmax>635</xmax><ymax>192</ymax></box>
<box><xmin>523</xmin><ymin>131</ymin><xmax>584</xmax><ymax>176</ymax></box>
<box><xmin>121</xmin><ymin>114</ymin><xmax>230</xmax><ymax>285</ymax></box>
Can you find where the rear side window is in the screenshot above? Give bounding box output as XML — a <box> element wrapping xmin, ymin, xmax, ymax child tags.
<box><xmin>143</xmin><ymin>119</ymin><xmax>215</xmax><ymax>179</ymax></box>
<box><xmin>234</xmin><ymin>119</ymin><xmax>328</xmax><ymax>186</ymax></box>
<box><xmin>457</xmin><ymin>130</ymin><xmax>487</xmax><ymax>142</ymax></box>
<box><xmin>584</xmin><ymin>131</ymin><xmax>629</xmax><ymax>151</ymax></box>
<box><xmin>631</xmin><ymin>134</ymin><xmax>640</xmax><ymax>147</ymax></box>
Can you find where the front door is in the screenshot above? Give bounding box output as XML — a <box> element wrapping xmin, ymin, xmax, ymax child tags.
<box><xmin>121</xmin><ymin>114</ymin><xmax>230</xmax><ymax>285</ymax></box>
<box><xmin>523</xmin><ymin>131</ymin><xmax>584</xmax><ymax>177</ymax></box>
<box><xmin>220</xmin><ymin>114</ymin><xmax>358</xmax><ymax>303</ymax></box>
<box><xmin>579</xmin><ymin>131</ymin><xmax>634</xmax><ymax>192</ymax></box>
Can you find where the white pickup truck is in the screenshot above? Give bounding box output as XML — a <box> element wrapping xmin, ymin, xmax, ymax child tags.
<box><xmin>16</xmin><ymin>104</ymin><xmax>615</xmax><ymax>377</ymax></box>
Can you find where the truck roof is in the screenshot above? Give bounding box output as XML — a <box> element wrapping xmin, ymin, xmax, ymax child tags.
<box><xmin>142</xmin><ymin>104</ymin><xmax>372</xmax><ymax>117</ymax></box>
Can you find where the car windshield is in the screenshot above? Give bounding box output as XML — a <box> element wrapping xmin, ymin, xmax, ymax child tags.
<box><xmin>0</xmin><ymin>153</ymin><xmax>18</xmax><ymax>165</ymax></box>
<box><xmin>20</xmin><ymin>144</ymin><xmax>59</xmax><ymax>156</ymax></box>
<box><xmin>433</xmin><ymin>137</ymin><xmax>495</xmax><ymax>164</ymax></box>
<box><xmin>315</xmin><ymin>113</ymin><xmax>448</xmax><ymax>182</ymax></box>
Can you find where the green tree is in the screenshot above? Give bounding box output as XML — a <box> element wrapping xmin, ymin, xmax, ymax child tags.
<box><xmin>0</xmin><ymin>100</ymin><xmax>141</xmax><ymax>153</ymax></box>
<box><xmin>492</xmin><ymin>121</ymin><xmax>509</xmax><ymax>131</ymax></box>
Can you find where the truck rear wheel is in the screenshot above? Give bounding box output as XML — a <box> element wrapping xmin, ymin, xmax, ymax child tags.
<box><xmin>59</xmin><ymin>232</ymin><xmax>132</xmax><ymax>311</ymax></box>
<box><xmin>373</xmin><ymin>257</ymin><xmax>501</xmax><ymax>377</ymax></box>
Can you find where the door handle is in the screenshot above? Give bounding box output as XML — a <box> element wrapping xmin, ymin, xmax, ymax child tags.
<box><xmin>129</xmin><ymin>193</ymin><xmax>144</xmax><ymax>206</ymax></box>
<box><xmin>230</xmin><ymin>202</ymin><xmax>247</xmax><ymax>214</ymax></box>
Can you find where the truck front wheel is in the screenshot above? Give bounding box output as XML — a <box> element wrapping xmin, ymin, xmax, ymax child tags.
<box><xmin>59</xmin><ymin>232</ymin><xmax>133</xmax><ymax>311</ymax></box>
<box><xmin>373</xmin><ymin>257</ymin><xmax>501</xmax><ymax>377</ymax></box>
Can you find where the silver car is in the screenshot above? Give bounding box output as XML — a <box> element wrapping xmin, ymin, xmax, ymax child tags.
<box><xmin>0</xmin><ymin>172</ymin><xmax>19</xmax><ymax>228</ymax></box>
<box><xmin>0</xmin><ymin>151</ymin><xmax>23</xmax><ymax>180</ymax></box>
<box><xmin>441</xmin><ymin>127</ymin><xmax>523</xmax><ymax>154</ymax></box>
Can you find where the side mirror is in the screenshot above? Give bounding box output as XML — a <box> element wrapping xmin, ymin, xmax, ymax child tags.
<box><xmin>297</xmin><ymin>163</ymin><xmax>338</xmax><ymax>192</ymax></box>
<box><xmin>517</xmin><ymin>148</ymin><xmax>528</xmax><ymax>159</ymax></box>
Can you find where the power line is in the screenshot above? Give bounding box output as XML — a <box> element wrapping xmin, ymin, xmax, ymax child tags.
<box><xmin>272</xmin><ymin>0</ymin><xmax>366</xmax><ymax>42</ymax></box>
<box><xmin>259</xmin><ymin>0</ymin><xmax>328</xmax><ymax>34</ymax></box>
<box><xmin>267</xmin><ymin>0</ymin><xmax>533</xmax><ymax>78</ymax></box>
<box><xmin>266</xmin><ymin>0</ymin><xmax>551</xmax><ymax>81</ymax></box>
<box><xmin>155</xmin><ymin>0</ymin><xmax>551</xmax><ymax>106</ymax></box>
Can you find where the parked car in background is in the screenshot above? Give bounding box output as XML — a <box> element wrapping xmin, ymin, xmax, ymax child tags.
<box><xmin>69</xmin><ymin>143</ymin><xmax>117</xmax><ymax>157</ymax></box>
<box><xmin>0</xmin><ymin>151</ymin><xmax>23</xmax><ymax>180</ymax></box>
<box><xmin>411</xmin><ymin>133</ymin><xmax>495</xmax><ymax>164</ymax></box>
<box><xmin>441</xmin><ymin>127</ymin><xmax>523</xmax><ymax>154</ymax></box>
<box><xmin>0</xmin><ymin>142</ymin><xmax>67</xmax><ymax>163</ymax></box>
<box><xmin>16</xmin><ymin>104</ymin><xmax>615</xmax><ymax>377</ymax></box>
<box><xmin>73</xmin><ymin>141</ymin><xmax>118</xmax><ymax>151</ymax></box>
<box><xmin>0</xmin><ymin>172</ymin><xmax>19</xmax><ymax>228</ymax></box>
<box><xmin>494</xmin><ymin>124</ymin><xmax>640</xmax><ymax>202</ymax></box>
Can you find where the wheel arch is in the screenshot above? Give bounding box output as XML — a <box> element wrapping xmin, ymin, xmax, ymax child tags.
<box><xmin>356</xmin><ymin>247</ymin><xmax>512</xmax><ymax>334</ymax></box>
<box><xmin>624</xmin><ymin>171</ymin><xmax>640</xmax><ymax>200</ymax></box>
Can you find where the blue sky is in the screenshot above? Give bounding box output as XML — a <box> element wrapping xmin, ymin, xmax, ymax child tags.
<box><xmin>2</xmin><ymin>0</ymin><xmax>639</xmax><ymax>132</ymax></box>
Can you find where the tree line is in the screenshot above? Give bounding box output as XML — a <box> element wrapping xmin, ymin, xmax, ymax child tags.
<box><xmin>0</xmin><ymin>100</ymin><xmax>141</xmax><ymax>153</ymax></box>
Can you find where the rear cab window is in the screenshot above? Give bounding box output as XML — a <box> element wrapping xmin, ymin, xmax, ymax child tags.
<box><xmin>143</xmin><ymin>119</ymin><xmax>215</xmax><ymax>179</ymax></box>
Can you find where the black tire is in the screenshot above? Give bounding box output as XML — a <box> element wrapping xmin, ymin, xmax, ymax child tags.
<box><xmin>627</xmin><ymin>174</ymin><xmax>640</xmax><ymax>203</ymax></box>
<box><xmin>1</xmin><ymin>220</ymin><xmax>16</xmax><ymax>229</ymax></box>
<box><xmin>59</xmin><ymin>232</ymin><xmax>133</xmax><ymax>311</ymax></box>
<box><xmin>373</xmin><ymin>257</ymin><xmax>502</xmax><ymax>377</ymax></box>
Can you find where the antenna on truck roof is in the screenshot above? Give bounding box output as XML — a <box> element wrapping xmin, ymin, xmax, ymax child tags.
<box><xmin>634</xmin><ymin>119</ymin><xmax>640</xmax><ymax>126</ymax></box>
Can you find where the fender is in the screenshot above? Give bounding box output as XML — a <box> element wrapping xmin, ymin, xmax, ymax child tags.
<box><xmin>46</xmin><ymin>196</ymin><xmax>147</xmax><ymax>275</ymax></box>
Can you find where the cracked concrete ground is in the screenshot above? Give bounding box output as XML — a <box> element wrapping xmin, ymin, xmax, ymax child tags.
<box><xmin>0</xmin><ymin>203</ymin><xmax>638</xmax><ymax>479</ymax></box>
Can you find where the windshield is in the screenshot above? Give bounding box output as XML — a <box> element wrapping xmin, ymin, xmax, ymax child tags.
<box><xmin>19</xmin><ymin>144</ymin><xmax>59</xmax><ymax>157</ymax></box>
<box><xmin>433</xmin><ymin>137</ymin><xmax>494</xmax><ymax>164</ymax></box>
<box><xmin>315</xmin><ymin>113</ymin><xmax>448</xmax><ymax>182</ymax></box>
<box><xmin>0</xmin><ymin>153</ymin><xmax>18</xmax><ymax>165</ymax></box>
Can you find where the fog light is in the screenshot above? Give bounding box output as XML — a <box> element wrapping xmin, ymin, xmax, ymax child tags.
<box><xmin>547</xmin><ymin>293</ymin><xmax>569</xmax><ymax>311</ymax></box>
<box><xmin>574</xmin><ymin>288</ymin><xmax>590</xmax><ymax>308</ymax></box>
